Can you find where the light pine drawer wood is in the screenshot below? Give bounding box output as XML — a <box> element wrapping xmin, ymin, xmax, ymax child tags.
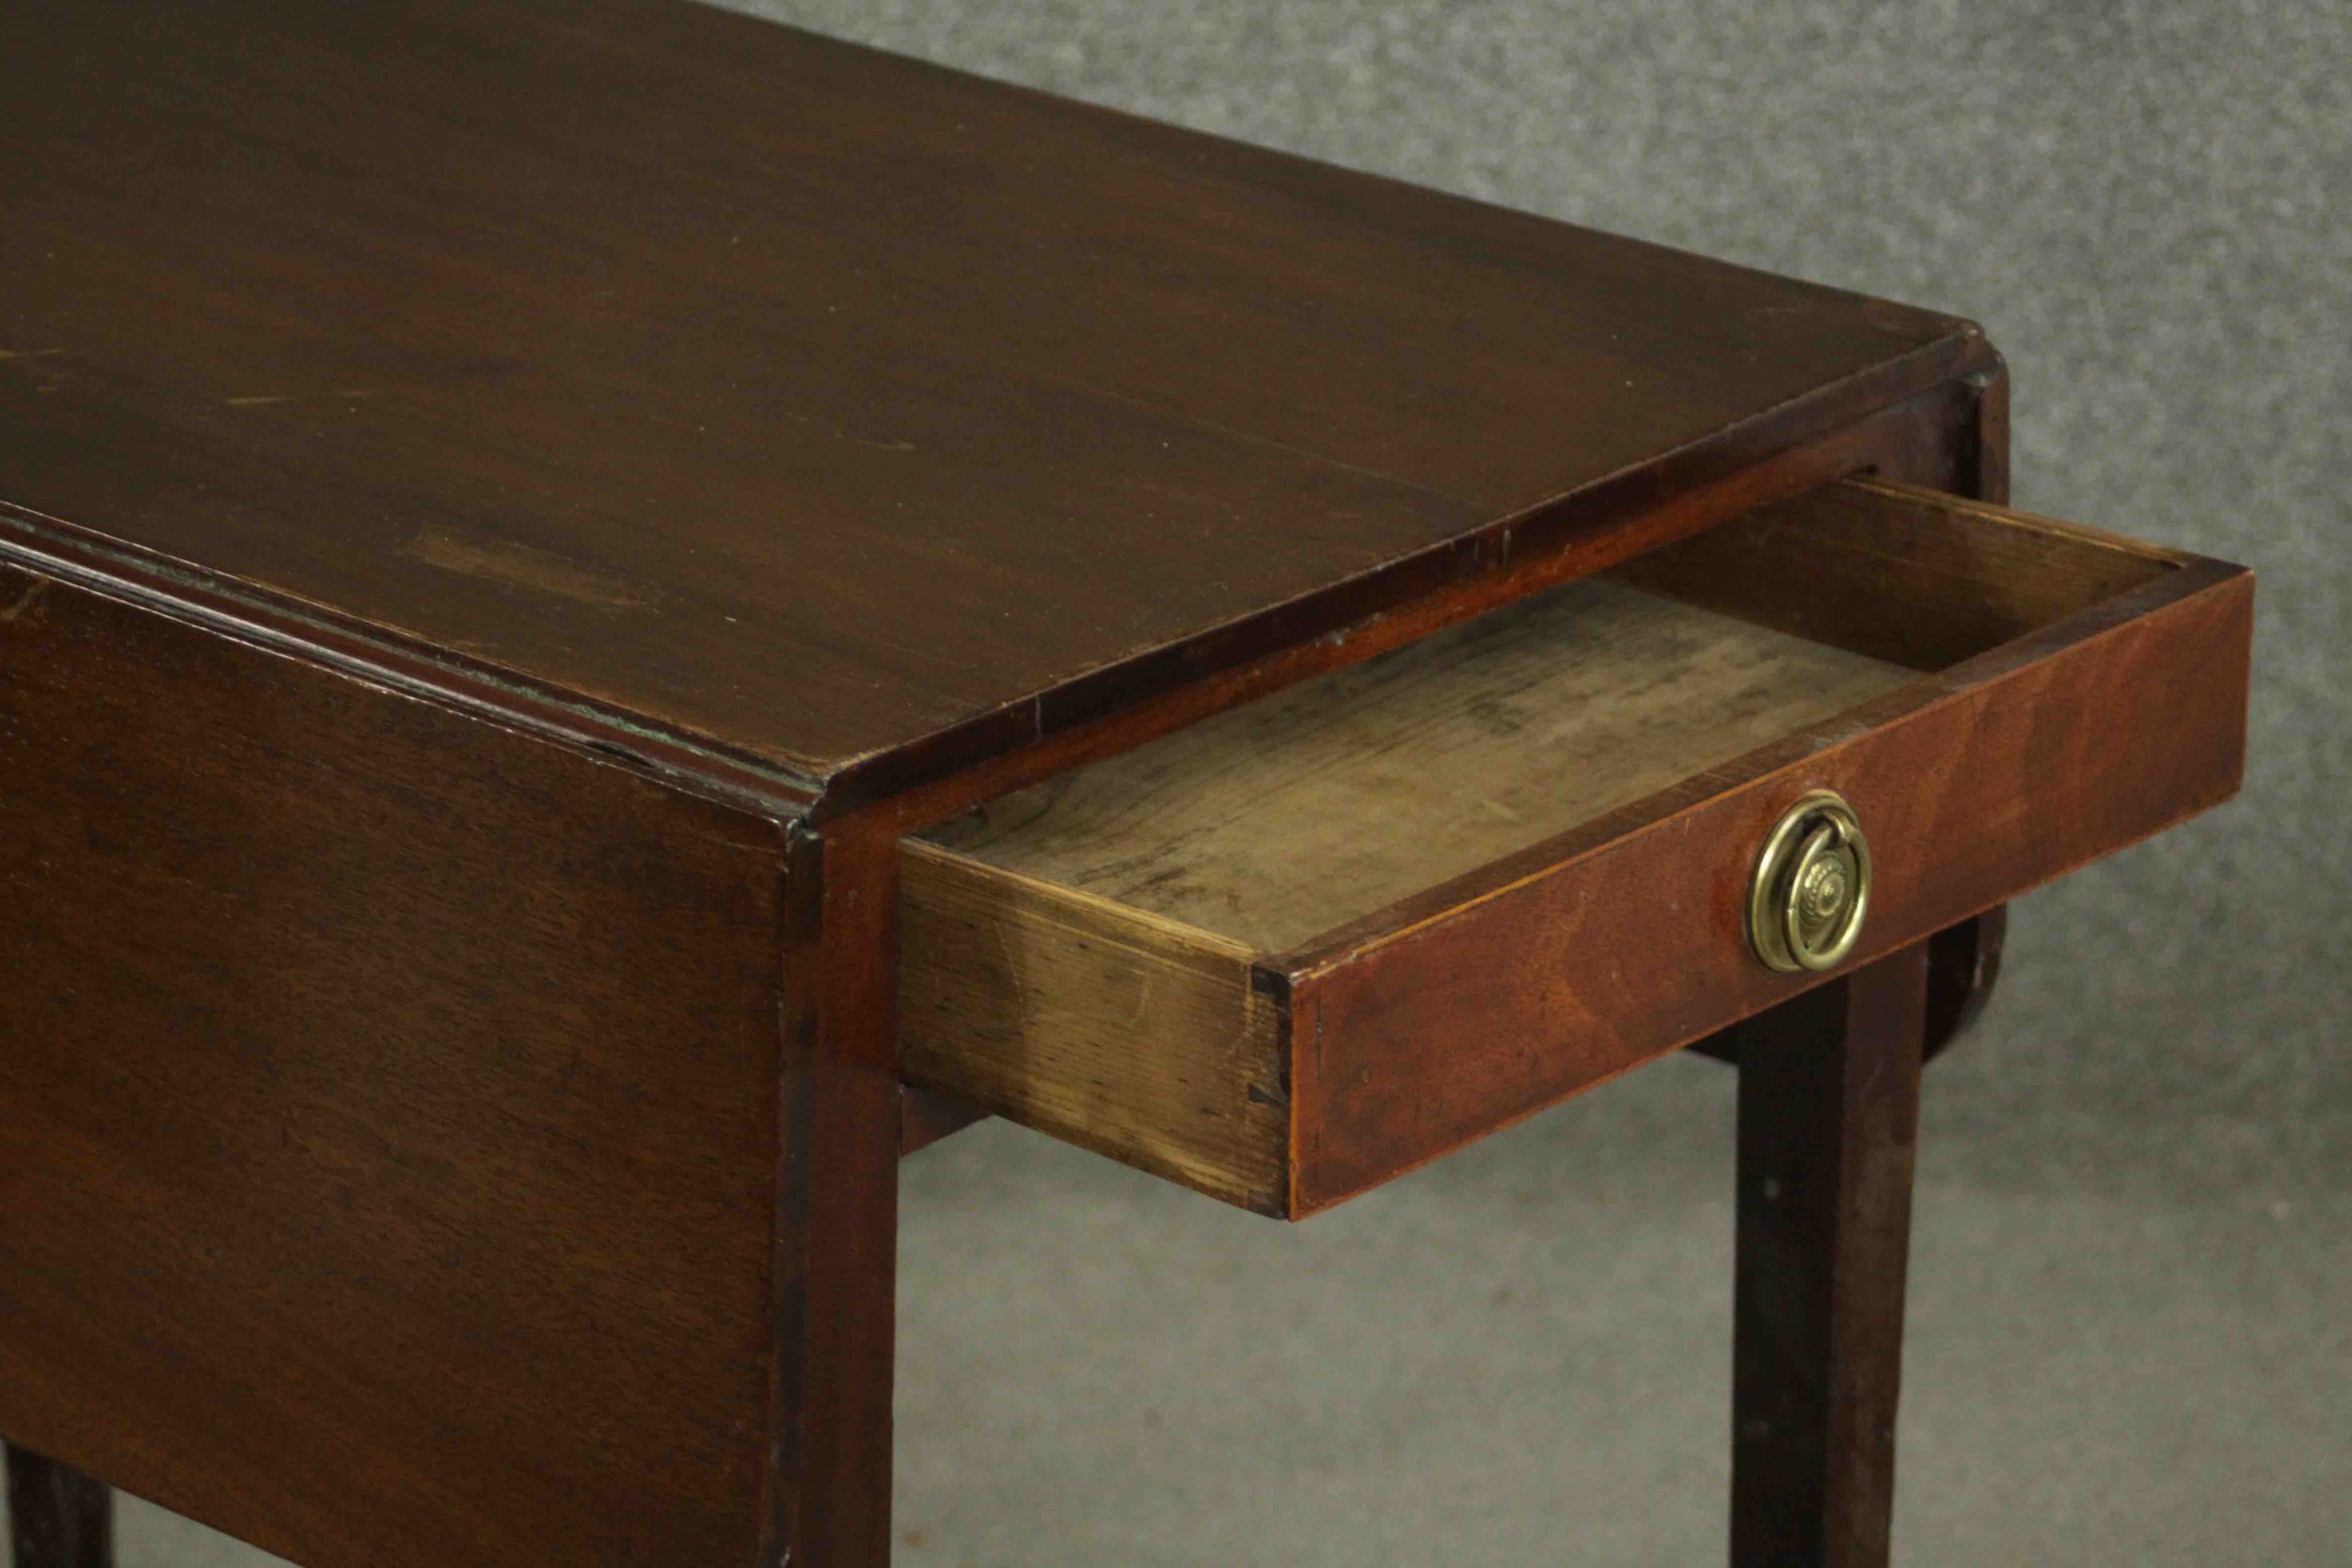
<box><xmin>899</xmin><ymin>479</ymin><xmax>2250</xmax><ymax>1215</ymax></box>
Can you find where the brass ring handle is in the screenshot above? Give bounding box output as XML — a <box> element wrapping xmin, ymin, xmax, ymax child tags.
<box><xmin>1747</xmin><ymin>791</ymin><xmax>1872</xmax><ymax>973</ymax></box>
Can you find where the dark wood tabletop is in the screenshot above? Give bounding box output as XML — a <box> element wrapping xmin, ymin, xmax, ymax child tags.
<box><xmin>0</xmin><ymin>0</ymin><xmax>1984</xmax><ymax>796</ymax></box>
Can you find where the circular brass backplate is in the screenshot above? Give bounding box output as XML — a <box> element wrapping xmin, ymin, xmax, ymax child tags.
<box><xmin>1746</xmin><ymin>790</ymin><xmax>1872</xmax><ymax>973</ymax></box>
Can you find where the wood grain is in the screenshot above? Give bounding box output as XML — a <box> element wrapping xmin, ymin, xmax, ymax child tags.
<box><xmin>0</xmin><ymin>562</ymin><xmax>793</xmax><ymax>1567</ymax></box>
<box><xmin>1686</xmin><ymin>906</ymin><xmax>2006</xmax><ymax>1069</ymax></box>
<box><xmin>0</xmin><ymin>0</ymin><xmax>1985</xmax><ymax>790</ymax></box>
<box><xmin>1727</xmin><ymin>945</ymin><xmax>1930</xmax><ymax>1568</ymax></box>
<box><xmin>900</xmin><ymin>842</ymin><xmax>1289</xmax><ymax>1212</ymax></box>
<box><xmin>898</xmin><ymin>483</ymin><xmax>2249</xmax><ymax>1215</ymax></box>
<box><xmin>1612</xmin><ymin>476</ymin><xmax>2178</xmax><ymax>669</ymax></box>
<box><xmin>775</xmin><ymin>818</ymin><xmax>906</xmax><ymax>1566</ymax></box>
<box><xmin>857</xmin><ymin>381</ymin><xmax>1994</xmax><ymax>824</ymax></box>
<box><xmin>1288</xmin><ymin>554</ymin><xmax>2249</xmax><ymax>1212</ymax></box>
<box><xmin>925</xmin><ymin>579</ymin><xmax>1912</xmax><ymax>953</ymax></box>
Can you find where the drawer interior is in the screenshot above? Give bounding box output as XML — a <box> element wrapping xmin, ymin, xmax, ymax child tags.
<box><xmin>900</xmin><ymin>478</ymin><xmax>2205</xmax><ymax>1211</ymax></box>
<box><xmin>920</xmin><ymin>575</ymin><xmax>1911</xmax><ymax>957</ymax></box>
<box><xmin>914</xmin><ymin>478</ymin><xmax>2184</xmax><ymax>957</ymax></box>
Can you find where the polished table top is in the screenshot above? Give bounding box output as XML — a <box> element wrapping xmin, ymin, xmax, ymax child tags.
<box><xmin>0</xmin><ymin>0</ymin><xmax>1982</xmax><ymax>795</ymax></box>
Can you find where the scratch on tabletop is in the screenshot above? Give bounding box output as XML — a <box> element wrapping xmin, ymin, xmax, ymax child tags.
<box><xmin>0</xmin><ymin>578</ymin><xmax>52</xmax><ymax>625</ymax></box>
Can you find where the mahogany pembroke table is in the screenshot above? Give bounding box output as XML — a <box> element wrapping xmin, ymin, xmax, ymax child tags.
<box><xmin>0</xmin><ymin>3</ymin><xmax>2250</xmax><ymax>1565</ymax></box>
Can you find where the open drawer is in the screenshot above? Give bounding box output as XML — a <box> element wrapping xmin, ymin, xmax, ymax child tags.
<box><xmin>899</xmin><ymin>479</ymin><xmax>2250</xmax><ymax>1216</ymax></box>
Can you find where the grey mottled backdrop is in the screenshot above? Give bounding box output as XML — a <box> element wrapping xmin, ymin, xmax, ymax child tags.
<box><xmin>66</xmin><ymin>2</ymin><xmax>2347</xmax><ymax>1563</ymax></box>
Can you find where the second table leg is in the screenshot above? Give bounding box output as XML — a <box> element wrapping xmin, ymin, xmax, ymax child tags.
<box><xmin>1728</xmin><ymin>942</ymin><xmax>1930</xmax><ymax>1568</ymax></box>
<box><xmin>7</xmin><ymin>1446</ymin><xmax>112</xmax><ymax>1568</ymax></box>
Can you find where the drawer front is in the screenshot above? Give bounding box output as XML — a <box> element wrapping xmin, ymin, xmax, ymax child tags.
<box><xmin>1287</xmin><ymin>560</ymin><xmax>2249</xmax><ymax>1211</ymax></box>
<box><xmin>901</xmin><ymin>482</ymin><xmax>2251</xmax><ymax>1218</ymax></box>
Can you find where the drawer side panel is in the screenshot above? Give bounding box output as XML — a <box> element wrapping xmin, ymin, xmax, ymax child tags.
<box><xmin>900</xmin><ymin>842</ymin><xmax>1287</xmax><ymax>1213</ymax></box>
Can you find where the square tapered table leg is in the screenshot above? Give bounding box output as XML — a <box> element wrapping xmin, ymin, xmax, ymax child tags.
<box><xmin>1729</xmin><ymin>943</ymin><xmax>1931</xmax><ymax>1567</ymax></box>
<box><xmin>7</xmin><ymin>1447</ymin><xmax>111</xmax><ymax>1568</ymax></box>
